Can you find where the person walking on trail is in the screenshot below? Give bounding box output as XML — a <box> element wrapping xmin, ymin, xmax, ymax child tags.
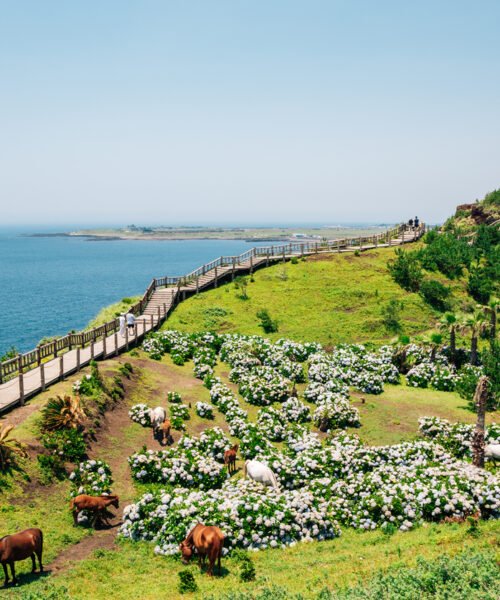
<box><xmin>126</xmin><ymin>311</ymin><xmax>136</xmax><ymax>335</ymax></box>
<box><xmin>118</xmin><ymin>313</ymin><xmax>126</xmax><ymax>337</ymax></box>
<box><xmin>414</xmin><ymin>216</ymin><xmax>419</xmax><ymax>228</ymax></box>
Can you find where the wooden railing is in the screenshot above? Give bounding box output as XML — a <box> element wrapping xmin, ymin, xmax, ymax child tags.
<box><xmin>0</xmin><ymin>222</ymin><xmax>424</xmax><ymax>383</ymax></box>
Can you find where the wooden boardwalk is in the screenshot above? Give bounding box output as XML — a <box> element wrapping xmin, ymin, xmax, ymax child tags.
<box><xmin>0</xmin><ymin>224</ymin><xmax>424</xmax><ymax>413</ymax></box>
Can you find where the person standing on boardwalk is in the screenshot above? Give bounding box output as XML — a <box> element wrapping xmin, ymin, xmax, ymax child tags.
<box><xmin>118</xmin><ymin>313</ymin><xmax>126</xmax><ymax>337</ymax></box>
<box><xmin>126</xmin><ymin>310</ymin><xmax>136</xmax><ymax>335</ymax></box>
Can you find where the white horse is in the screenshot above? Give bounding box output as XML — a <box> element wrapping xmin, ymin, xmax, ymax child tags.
<box><xmin>243</xmin><ymin>460</ymin><xmax>279</xmax><ymax>490</ymax></box>
<box><xmin>485</xmin><ymin>444</ymin><xmax>500</xmax><ymax>462</ymax></box>
<box><xmin>149</xmin><ymin>406</ymin><xmax>167</xmax><ymax>437</ymax></box>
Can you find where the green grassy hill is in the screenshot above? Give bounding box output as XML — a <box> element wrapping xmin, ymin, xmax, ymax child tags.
<box><xmin>166</xmin><ymin>246</ymin><xmax>438</xmax><ymax>345</ymax></box>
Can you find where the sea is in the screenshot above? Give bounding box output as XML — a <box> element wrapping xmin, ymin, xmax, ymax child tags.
<box><xmin>0</xmin><ymin>224</ymin><xmax>382</xmax><ymax>356</ymax></box>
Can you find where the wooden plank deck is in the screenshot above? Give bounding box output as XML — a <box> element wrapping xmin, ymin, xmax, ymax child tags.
<box><xmin>0</xmin><ymin>225</ymin><xmax>424</xmax><ymax>413</ymax></box>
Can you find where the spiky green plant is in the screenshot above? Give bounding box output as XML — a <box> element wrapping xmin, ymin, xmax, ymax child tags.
<box><xmin>41</xmin><ymin>395</ymin><xmax>86</xmax><ymax>432</ymax></box>
<box><xmin>0</xmin><ymin>424</ymin><xmax>27</xmax><ymax>472</ymax></box>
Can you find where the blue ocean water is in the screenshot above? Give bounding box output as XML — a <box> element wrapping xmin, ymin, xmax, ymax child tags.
<box><xmin>0</xmin><ymin>228</ymin><xmax>275</xmax><ymax>355</ymax></box>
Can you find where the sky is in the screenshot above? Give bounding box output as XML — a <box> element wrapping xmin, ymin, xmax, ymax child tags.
<box><xmin>0</xmin><ymin>1</ymin><xmax>499</xmax><ymax>226</ymax></box>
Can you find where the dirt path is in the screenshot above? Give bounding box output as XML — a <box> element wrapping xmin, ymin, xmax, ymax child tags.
<box><xmin>47</xmin><ymin>357</ymin><xmax>204</xmax><ymax>574</ymax></box>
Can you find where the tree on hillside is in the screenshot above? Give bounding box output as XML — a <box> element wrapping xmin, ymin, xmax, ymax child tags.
<box><xmin>439</xmin><ymin>313</ymin><xmax>457</xmax><ymax>360</ymax></box>
<box><xmin>480</xmin><ymin>299</ymin><xmax>499</xmax><ymax>342</ymax></box>
<box><xmin>459</xmin><ymin>313</ymin><xmax>487</xmax><ymax>366</ymax></box>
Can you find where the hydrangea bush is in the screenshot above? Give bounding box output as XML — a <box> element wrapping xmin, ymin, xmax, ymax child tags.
<box><xmin>195</xmin><ymin>401</ymin><xmax>215</xmax><ymax>419</ymax></box>
<box><xmin>129</xmin><ymin>403</ymin><xmax>152</xmax><ymax>427</ymax></box>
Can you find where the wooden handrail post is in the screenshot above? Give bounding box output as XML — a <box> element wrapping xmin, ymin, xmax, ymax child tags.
<box><xmin>125</xmin><ymin>325</ymin><xmax>129</xmax><ymax>350</ymax></box>
<box><xmin>114</xmin><ymin>332</ymin><xmax>119</xmax><ymax>356</ymax></box>
<box><xmin>282</xmin><ymin>248</ymin><xmax>285</xmax><ymax>262</ymax></box>
<box><xmin>103</xmin><ymin>334</ymin><xmax>107</xmax><ymax>357</ymax></box>
<box><xmin>76</xmin><ymin>347</ymin><xmax>81</xmax><ymax>371</ymax></box>
<box><xmin>266</xmin><ymin>249</ymin><xmax>270</xmax><ymax>266</ymax></box>
<box><xmin>40</xmin><ymin>362</ymin><xmax>46</xmax><ymax>392</ymax></box>
<box><xmin>249</xmin><ymin>255</ymin><xmax>253</xmax><ymax>274</ymax></box>
<box><xmin>196</xmin><ymin>275</ymin><xmax>199</xmax><ymax>293</ymax></box>
<box><xmin>19</xmin><ymin>371</ymin><xmax>24</xmax><ymax>406</ymax></box>
<box><xmin>214</xmin><ymin>266</ymin><xmax>218</xmax><ymax>287</ymax></box>
<box><xmin>36</xmin><ymin>347</ymin><xmax>41</xmax><ymax>366</ymax></box>
<box><xmin>150</xmin><ymin>314</ymin><xmax>154</xmax><ymax>329</ymax></box>
<box><xmin>232</xmin><ymin>258</ymin><xmax>236</xmax><ymax>280</ymax></box>
<box><xmin>59</xmin><ymin>356</ymin><xmax>64</xmax><ymax>381</ymax></box>
<box><xmin>337</xmin><ymin>239</ymin><xmax>340</xmax><ymax>253</ymax></box>
<box><xmin>157</xmin><ymin>306</ymin><xmax>161</xmax><ymax>324</ymax></box>
<box><xmin>17</xmin><ymin>354</ymin><xmax>22</xmax><ymax>378</ymax></box>
<box><xmin>90</xmin><ymin>333</ymin><xmax>95</xmax><ymax>359</ymax></box>
<box><xmin>53</xmin><ymin>341</ymin><xmax>58</xmax><ymax>358</ymax></box>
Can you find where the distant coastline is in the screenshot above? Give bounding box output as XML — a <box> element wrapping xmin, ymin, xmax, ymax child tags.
<box><xmin>26</xmin><ymin>224</ymin><xmax>391</xmax><ymax>243</ymax></box>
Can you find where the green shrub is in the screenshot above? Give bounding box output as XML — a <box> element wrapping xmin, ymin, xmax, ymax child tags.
<box><xmin>418</xmin><ymin>233</ymin><xmax>471</xmax><ymax>279</ymax></box>
<box><xmin>232</xmin><ymin>550</ymin><xmax>257</xmax><ymax>582</ymax></box>
<box><xmin>419</xmin><ymin>279</ymin><xmax>451</xmax><ymax>311</ymax></box>
<box><xmin>290</xmin><ymin>257</ymin><xmax>299</xmax><ymax>264</ymax></box>
<box><xmin>234</xmin><ymin>276</ymin><xmax>249</xmax><ymax>300</ymax></box>
<box><xmin>467</xmin><ymin>266</ymin><xmax>493</xmax><ymax>304</ymax></box>
<box><xmin>256</xmin><ymin>309</ymin><xmax>279</xmax><ymax>333</ymax></box>
<box><xmin>37</xmin><ymin>454</ymin><xmax>66</xmax><ymax>483</ymax></box>
<box><xmin>380</xmin><ymin>299</ymin><xmax>403</xmax><ymax>333</ymax></box>
<box><xmin>387</xmin><ymin>249</ymin><xmax>422</xmax><ymax>291</ymax></box>
<box><xmin>119</xmin><ymin>362</ymin><xmax>133</xmax><ymax>378</ymax></box>
<box><xmin>178</xmin><ymin>570</ymin><xmax>198</xmax><ymax>594</ymax></box>
<box><xmin>41</xmin><ymin>429</ymin><xmax>86</xmax><ymax>462</ymax></box>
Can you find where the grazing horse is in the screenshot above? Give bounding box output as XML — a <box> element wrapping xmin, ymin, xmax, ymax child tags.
<box><xmin>485</xmin><ymin>444</ymin><xmax>500</xmax><ymax>462</ymax></box>
<box><xmin>159</xmin><ymin>418</ymin><xmax>172</xmax><ymax>445</ymax></box>
<box><xmin>244</xmin><ymin>459</ymin><xmax>279</xmax><ymax>490</ymax></box>
<box><xmin>179</xmin><ymin>524</ymin><xmax>225</xmax><ymax>576</ymax></box>
<box><xmin>0</xmin><ymin>528</ymin><xmax>43</xmax><ymax>587</ymax></box>
<box><xmin>149</xmin><ymin>406</ymin><xmax>167</xmax><ymax>439</ymax></box>
<box><xmin>224</xmin><ymin>444</ymin><xmax>238</xmax><ymax>474</ymax></box>
<box><xmin>70</xmin><ymin>494</ymin><xmax>119</xmax><ymax>528</ymax></box>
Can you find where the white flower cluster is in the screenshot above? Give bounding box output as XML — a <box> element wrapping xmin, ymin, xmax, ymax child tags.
<box><xmin>69</xmin><ymin>459</ymin><xmax>114</xmax><ymax>497</ymax></box>
<box><xmin>195</xmin><ymin>401</ymin><xmax>215</xmax><ymax>419</ymax></box>
<box><xmin>407</xmin><ymin>361</ymin><xmax>457</xmax><ymax>391</ymax></box>
<box><xmin>129</xmin><ymin>446</ymin><xmax>227</xmax><ymax>489</ymax></box>
<box><xmin>312</xmin><ymin>394</ymin><xmax>360</xmax><ymax>430</ymax></box>
<box><xmin>120</xmin><ymin>478</ymin><xmax>340</xmax><ymax>554</ymax></box>
<box><xmin>233</xmin><ymin>365</ymin><xmax>291</xmax><ymax>406</ymax></box>
<box><xmin>129</xmin><ymin>403</ymin><xmax>152</xmax><ymax>427</ymax></box>
<box><xmin>257</xmin><ymin>407</ymin><xmax>287</xmax><ymax>441</ymax></box>
<box><xmin>419</xmin><ymin>417</ymin><xmax>500</xmax><ymax>458</ymax></box>
<box><xmin>280</xmin><ymin>397</ymin><xmax>311</xmax><ymax>423</ymax></box>
<box><xmin>177</xmin><ymin>427</ymin><xmax>232</xmax><ymax>462</ymax></box>
<box><xmin>169</xmin><ymin>403</ymin><xmax>190</xmax><ymax>431</ymax></box>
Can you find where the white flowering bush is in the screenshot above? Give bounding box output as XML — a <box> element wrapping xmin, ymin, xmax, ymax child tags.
<box><xmin>169</xmin><ymin>404</ymin><xmax>190</xmax><ymax>430</ymax></box>
<box><xmin>129</xmin><ymin>446</ymin><xmax>227</xmax><ymax>489</ymax></box>
<box><xmin>419</xmin><ymin>417</ymin><xmax>500</xmax><ymax>459</ymax></box>
<box><xmin>257</xmin><ymin>407</ymin><xmax>287</xmax><ymax>441</ymax></box>
<box><xmin>167</xmin><ymin>391</ymin><xmax>182</xmax><ymax>404</ymax></box>
<box><xmin>120</xmin><ymin>479</ymin><xmax>340</xmax><ymax>554</ymax></box>
<box><xmin>313</xmin><ymin>395</ymin><xmax>361</xmax><ymax>431</ymax></box>
<box><xmin>235</xmin><ymin>365</ymin><xmax>291</xmax><ymax>406</ymax></box>
<box><xmin>69</xmin><ymin>459</ymin><xmax>114</xmax><ymax>497</ymax></box>
<box><xmin>280</xmin><ymin>397</ymin><xmax>311</xmax><ymax>423</ymax></box>
<box><xmin>195</xmin><ymin>401</ymin><xmax>215</xmax><ymax>419</ymax></box>
<box><xmin>129</xmin><ymin>403</ymin><xmax>151</xmax><ymax>427</ymax></box>
<box><xmin>177</xmin><ymin>427</ymin><xmax>232</xmax><ymax>462</ymax></box>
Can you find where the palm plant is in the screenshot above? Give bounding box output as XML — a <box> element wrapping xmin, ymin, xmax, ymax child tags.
<box><xmin>41</xmin><ymin>395</ymin><xmax>86</xmax><ymax>432</ymax></box>
<box><xmin>0</xmin><ymin>424</ymin><xmax>27</xmax><ymax>472</ymax></box>
<box><xmin>459</xmin><ymin>313</ymin><xmax>487</xmax><ymax>366</ymax></box>
<box><xmin>439</xmin><ymin>313</ymin><xmax>457</xmax><ymax>359</ymax></box>
<box><xmin>481</xmin><ymin>299</ymin><xmax>499</xmax><ymax>342</ymax></box>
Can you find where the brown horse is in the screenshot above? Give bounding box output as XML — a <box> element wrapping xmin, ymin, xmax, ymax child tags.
<box><xmin>224</xmin><ymin>444</ymin><xmax>239</xmax><ymax>474</ymax></box>
<box><xmin>179</xmin><ymin>523</ymin><xmax>225</xmax><ymax>576</ymax></box>
<box><xmin>159</xmin><ymin>419</ymin><xmax>172</xmax><ymax>445</ymax></box>
<box><xmin>70</xmin><ymin>494</ymin><xmax>119</xmax><ymax>528</ymax></box>
<box><xmin>0</xmin><ymin>528</ymin><xmax>43</xmax><ymax>586</ymax></box>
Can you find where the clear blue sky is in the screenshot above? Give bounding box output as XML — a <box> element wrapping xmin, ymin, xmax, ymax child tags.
<box><xmin>1</xmin><ymin>1</ymin><xmax>499</xmax><ymax>225</ymax></box>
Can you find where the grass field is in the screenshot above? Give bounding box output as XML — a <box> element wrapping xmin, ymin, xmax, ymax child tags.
<box><xmin>1</xmin><ymin>349</ymin><xmax>497</xmax><ymax>599</ymax></box>
<box><xmin>86</xmin><ymin>296</ymin><xmax>141</xmax><ymax>329</ymax></box>
<box><xmin>165</xmin><ymin>247</ymin><xmax>440</xmax><ymax>345</ymax></box>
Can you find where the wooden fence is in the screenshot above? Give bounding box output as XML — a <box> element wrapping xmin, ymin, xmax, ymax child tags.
<box><xmin>0</xmin><ymin>222</ymin><xmax>423</xmax><ymax>385</ymax></box>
